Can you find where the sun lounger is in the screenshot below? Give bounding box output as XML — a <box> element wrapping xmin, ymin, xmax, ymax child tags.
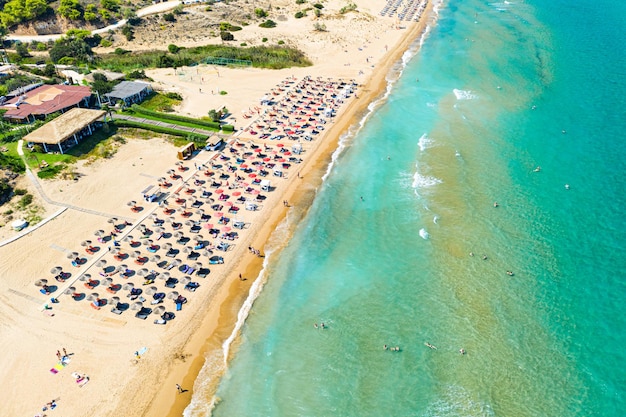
<box><xmin>154</xmin><ymin>319</ymin><xmax>166</xmax><ymax>325</ymax></box>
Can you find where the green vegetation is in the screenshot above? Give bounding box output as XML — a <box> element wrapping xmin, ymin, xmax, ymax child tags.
<box><xmin>48</xmin><ymin>31</ymin><xmax>100</xmax><ymax>63</ymax></box>
<box><xmin>58</xmin><ymin>0</ymin><xmax>83</xmax><ymax>20</ymax></box>
<box><xmin>168</xmin><ymin>44</ymin><xmax>180</xmax><ymax>54</ymax></box>
<box><xmin>97</xmin><ymin>45</ymin><xmax>312</xmax><ymax>71</ymax></box>
<box><xmin>340</xmin><ymin>3</ymin><xmax>358</xmax><ymax>13</ymax></box>
<box><xmin>220</xmin><ymin>31</ymin><xmax>234</xmax><ymax>41</ymax></box>
<box><xmin>254</xmin><ymin>8</ymin><xmax>268</xmax><ymax>18</ymax></box>
<box><xmin>129</xmin><ymin>104</ymin><xmax>222</xmax><ymax>130</ymax></box>
<box><xmin>295</xmin><ymin>11</ymin><xmax>304</xmax><ymax>18</ymax></box>
<box><xmin>140</xmin><ymin>92</ymin><xmax>182</xmax><ymax>112</ymax></box>
<box><xmin>163</xmin><ymin>12</ymin><xmax>175</xmax><ymax>22</ymax></box>
<box><xmin>0</xmin><ymin>0</ymin><xmax>49</xmax><ymax>28</ymax></box>
<box><xmin>259</xmin><ymin>19</ymin><xmax>276</xmax><ymax>28</ymax></box>
<box><xmin>113</xmin><ymin>119</ymin><xmax>199</xmax><ymax>138</ymax></box>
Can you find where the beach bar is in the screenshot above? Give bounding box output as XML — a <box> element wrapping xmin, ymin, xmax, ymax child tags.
<box><xmin>23</xmin><ymin>108</ymin><xmax>106</xmax><ymax>154</ymax></box>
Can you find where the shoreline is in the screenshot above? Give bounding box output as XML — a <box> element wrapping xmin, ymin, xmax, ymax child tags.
<box><xmin>148</xmin><ymin>4</ymin><xmax>438</xmax><ymax>416</ymax></box>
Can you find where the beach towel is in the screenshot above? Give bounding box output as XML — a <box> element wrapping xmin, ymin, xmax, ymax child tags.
<box><xmin>50</xmin><ymin>361</ymin><xmax>66</xmax><ymax>374</ymax></box>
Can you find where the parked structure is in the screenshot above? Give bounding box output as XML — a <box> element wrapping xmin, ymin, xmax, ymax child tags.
<box><xmin>1</xmin><ymin>84</ymin><xmax>92</xmax><ymax>123</ymax></box>
<box><xmin>103</xmin><ymin>81</ymin><xmax>153</xmax><ymax>107</ymax></box>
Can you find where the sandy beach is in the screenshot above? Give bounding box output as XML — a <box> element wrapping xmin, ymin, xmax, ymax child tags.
<box><xmin>0</xmin><ymin>1</ymin><xmax>435</xmax><ymax>416</ymax></box>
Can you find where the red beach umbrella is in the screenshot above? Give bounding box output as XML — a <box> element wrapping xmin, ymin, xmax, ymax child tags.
<box><xmin>215</xmin><ymin>212</ymin><xmax>224</xmax><ymax>217</ymax></box>
<box><xmin>215</xmin><ymin>189</ymin><xmax>224</xmax><ymax>194</ymax></box>
<box><xmin>248</xmin><ymin>173</ymin><xmax>257</xmax><ymax>178</ymax></box>
<box><xmin>276</xmin><ymin>143</ymin><xmax>284</xmax><ymax>148</ymax></box>
<box><xmin>232</xmin><ymin>191</ymin><xmax>241</xmax><ymax>196</ymax></box>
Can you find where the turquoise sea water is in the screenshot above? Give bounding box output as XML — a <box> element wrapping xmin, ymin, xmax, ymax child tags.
<box><xmin>197</xmin><ymin>0</ymin><xmax>626</xmax><ymax>416</ymax></box>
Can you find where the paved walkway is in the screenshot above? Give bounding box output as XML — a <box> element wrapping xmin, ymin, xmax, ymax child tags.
<box><xmin>113</xmin><ymin>114</ymin><xmax>217</xmax><ymax>138</ymax></box>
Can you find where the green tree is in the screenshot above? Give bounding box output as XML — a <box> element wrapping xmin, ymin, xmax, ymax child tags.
<box><xmin>100</xmin><ymin>0</ymin><xmax>119</xmax><ymax>12</ymax></box>
<box><xmin>91</xmin><ymin>72</ymin><xmax>114</xmax><ymax>95</ymax></box>
<box><xmin>49</xmin><ymin>36</ymin><xmax>93</xmax><ymax>63</ymax></box>
<box><xmin>121</xmin><ymin>25</ymin><xmax>134</xmax><ymax>41</ymax></box>
<box><xmin>168</xmin><ymin>44</ymin><xmax>179</xmax><ymax>54</ymax></box>
<box><xmin>58</xmin><ymin>0</ymin><xmax>83</xmax><ymax>20</ymax></box>
<box><xmin>84</xmin><ymin>4</ymin><xmax>98</xmax><ymax>21</ymax></box>
<box><xmin>15</xmin><ymin>42</ymin><xmax>30</xmax><ymax>57</ymax></box>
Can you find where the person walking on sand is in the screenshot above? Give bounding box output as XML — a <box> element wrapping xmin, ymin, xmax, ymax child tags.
<box><xmin>176</xmin><ymin>384</ymin><xmax>183</xmax><ymax>393</ymax></box>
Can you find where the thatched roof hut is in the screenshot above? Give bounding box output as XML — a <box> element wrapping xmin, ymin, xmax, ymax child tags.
<box><xmin>23</xmin><ymin>108</ymin><xmax>106</xmax><ymax>153</ymax></box>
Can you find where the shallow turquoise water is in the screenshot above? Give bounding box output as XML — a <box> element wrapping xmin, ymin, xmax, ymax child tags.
<box><xmin>205</xmin><ymin>0</ymin><xmax>626</xmax><ymax>416</ymax></box>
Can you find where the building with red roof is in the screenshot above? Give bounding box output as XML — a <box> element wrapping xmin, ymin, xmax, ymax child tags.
<box><xmin>1</xmin><ymin>84</ymin><xmax>92</xmax><ymax>123</ymax></box>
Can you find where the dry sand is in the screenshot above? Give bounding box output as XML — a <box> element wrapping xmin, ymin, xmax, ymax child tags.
<box><xmin>0</xmin><ymin>1</ymin><xmax>436</xmax><ymax>416</ymax></box>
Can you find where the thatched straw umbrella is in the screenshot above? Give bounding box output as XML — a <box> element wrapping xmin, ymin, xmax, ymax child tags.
<box><xmin>153</xmin><ymin>305</ymin><xmax>166</xmax><ymax>315</ymax></box>
<box><xmin>94</xmin><ymin>230</ymin><xmax>105</xmax><ymax>237</ymax></box>
<box><xmin>167</xmin><ymin>291</ymin><xmax>179</xmax><ymax>300</ymax></box>
<box><xmin>96</xmin><ymin>260</ymin><xmax>107</xmax><ymax>268</ymax></box>
<box><xmin>79</xmin><ymin>273</ymin><xmax>91</xmax><ymax>282</ymax></box>
<box><xmin>159</xmin><ymin>272</ymin><xmax>170</xmax><ymax>280</ymax></box>
<box><xmin>145</xmin><ymin>286</ymin><xmax>158</xmax><ymax>296</ymax></box>
<box><xmin>137</xmin><ymin>268</ymin><xmax>149</xmax><ymax>277</ymax></box>
<box><xmin>174</xmin><ymin>231</ymin><xmax>184</xmax><ymax>239</ymax></box>
<box><xmin>50</xmin><ymin>266</ymin><xmax>62</xmax><ymax>274</ymax></box>
<box><xmin>64</xmin><ymin>286</ymin><xmax>76</xmax><ymax>295</ymax></box>
<box><xmin>163</xmin><ymin>243</ymin><xmax>173</xmax><ymax>251</ymax></box>
<box><xmin>123</xmin><ymin>282</ymin><xmax>134</xmax><ymax>290</ymax></box>
<box><xmin>150</xmin><ymin>255</ymin><xmax>161</xmax><ymax>263</ymax></box>
<box><xmin>103</xmin><ymin>277</ymin><xmax>113</xmax><ymax>286</ymax></box>
<box><xmin>34</xmin><ymin>279</ymin><xmax>47</xmax><ymax>287</ymax></box>
<box><xmin>130</xmin><ymin>302</ymin><xmax>143</xmax><ymax>311</ymax></box>
<box><xmin>87</xmin><ymin>293</ymin><xmax>99</xmax><ymax>301</ymax></box>
<box><xmin>172</xmin><ymin>259</ymin><xmax>182</xmax><ymax>267</ymax></box>
<box><xmin>66</xmin><ymin>252</ymin><xmax>79</xmax><ymax>260</ymax></box>
<box><xmin>110</xmin><ymin>296</ymin><xmax>120</xmax><ymax>305</ymax></box>
<box><xmin>192</xmin><ymin>262</ymin><xmax>203</xmax><ymax>270</ymax></box>
<box><xmin>180</xmin><ymin>276</ymin><xmax>191</xmax><ymax>285</ymax></box>
<box><xmin>107</xmin><ymin>217</ymin><xmax>118</xmax><ymax>224</ymax></box>
<box><xmin>131</xmin><ymin>251</ymin><xmax>141</xmax><ymax>259</ymax></box>
<box><xmin>123</xmin><ymin>235</ymin><xmax>134</xmax><ymax>243</ymax></box>
<box><xmin>80</xmin><ymin>240</ymin><xmax>92</xmax><ymax>247</ymax></box>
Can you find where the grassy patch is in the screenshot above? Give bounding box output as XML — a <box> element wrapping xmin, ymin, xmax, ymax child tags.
<box><xmin>140</xmin><ymin>92</ymin><xmax>182</xmax><ymax>112</ymax></box>
<box><xmin>97</xmin><ymin>45</ymin><xmax>312</xmax><ymax>72</ymax></box>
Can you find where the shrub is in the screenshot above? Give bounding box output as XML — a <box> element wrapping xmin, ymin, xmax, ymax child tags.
<box><xmin>219</xmin><ymin>90</ymin><xmax>227</xmax><ymax>95</ymax></box>
<box><xmin>295</xmin><ymin>0</ymin><xmax>306</xmax><ymax>4</ymax></box>
<box><xmin>100</xmin><ymin>39</ymin><xmax>112</xmax><ymax>47</ymax></box>
<box><xmin>314</xmin><ymin>8</ymin><xmax>321</xmax><ymax>17</ymax></box>
<box><xmin>163</xmin><ymin>13</ymin><xmax>175</xmax><ymax>22</ymax></box>
<box><xmin>114</xmin><ymin>47</ymin><xmax>130</xmax><ymax>55</ymax></box>
<box><xmin>164</xmin><ymin>92</ymin><xmax>183</xmax><ymax>100</ymax></box>
<box><xmin>340</xmin><ymin>3</ymin><xmax>357</xmax><ymax>13</ymax></box>
<box><xmin>313</xmin><ymin>22</ymin><xmax>327</xmax><ymax>31</ymax></box>
<box><xmin>168</xmin><ymin>44</ymin><xmax>180</xmax><ymax>53</ymax></box>
<box><xmin>259</xmin><ymin>19</ymin><xmax>276</xmax><ymax>28</ymax></box>
<box><xmin>14</xmin><ymin>188</ymin><xmax>27</xmax><ymax>195</ymax></box>
<box><xmin>121</xmin><ymin>25</ymin><xmax>134</xmax><ymax>41</ymax></box>
<box><xmin>294</xmin><ymin>11</ymin><xmax>304</xmax><ymax>19</ymax></box>
<box><xmin>277</xmin><ymin>40</ymin><xmax>285</xmax><ymax>45</ymax></box>
<box><xmin>254</xmin><ymin>8</ymin><xmax>268</xmax><ymax>18</ymax></box>
<box><xmin>18</xmin><ymin>194</ymin><xmax>33</xmax><ymax>207</ymax></box>
<box><xmin>130</xmin><ymin>105</ymin><xmax>222</xmax><ymax>129</ymax></box>
<box><xmin>313</xmin><ymin>3</ymin><xmax>323</xmax><ymax>8</ymax></box>
<box><xmin>240</xmin><ymin>43</ymin><xmax>247</xmax><ymax>47</ymax></box>
<box><xmin>262</xmin><ymin>37</ymin><xmax>268</xmax><ymax>42</ymax></box>
<box><xmin>220</xmin><ymin>31</ymin><xmax>234</xmax><ymax>41</ymax></box>
<box><xmin>36</xmin><ymin>42</ymin><xmax>48</xmax><ymax>51</ymax></box>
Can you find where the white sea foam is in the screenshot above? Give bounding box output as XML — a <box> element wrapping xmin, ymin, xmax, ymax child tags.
<box><xmin>418</xmin><ymin>133</ymin><xmax>435</xmax><ymax>152</ymax></box>
<box><xmin>419</xmin><ymin>228</ymin><xmax>430</xmax><ymax>240</ymax></box>
<box><xmin>423</xmin><ymin>385</ymin><xmax>495</xmax><ymax>417</ymax></box>
<box><xmin>412</xmin><ymin>171</ymin><xmax>443</xmax><ymax>189</ymax></box>
<box><xmin>433</xmin><ymin>215</ymin><xmax>440</xmax><ymax>224</ymax></box>
<box><xmin>453</xmin><ymin>89</ymin><xmax>478</xmax><ymax>100</ymax></box>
